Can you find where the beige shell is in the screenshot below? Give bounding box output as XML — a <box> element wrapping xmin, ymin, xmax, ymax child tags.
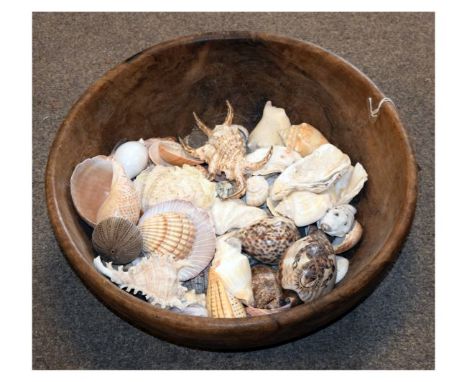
<box><xmin>278</xmin><ymin>123</ymin><xmax>328</xmax><ymax>156</ymax></box>
<box><xmin>138</xmin><ymin>212</ymin><xmax>195</xmax><ymax>259</ymax></box>
<box><xmin>206</xmin><ymin>268</ymin><xmax>247</xmax><ymax>318</ymax></box>
<box><xmin>245</xmin><ymin>146</ymin><xmax>302</xmax><ymax>176</ymax></box>
<box><xmin>96</xmin><ymin>159</ymin><xmax>141</xmax><ymax>225</ymax></box>
<box><xmin>270</xmin><ymin>143</ymin><xmax>351</xmax><ymax>201</ymax></box>
<box><xmin>147</xmin><ymin>138</ymin><xmax>175</xmax><ymax>166</ymax></box>
<box><xmin>332</xmin><ymin>220</ymin><xmax>363</xmax><ymax>254</ymax></box>
<box><xmin>327</xmin><ymin>163</ymin><xmax>368</xmax><ymax>206</ymax></box>
<box><xmin>318</xmin><ymin>204</ymin><xmax>356</xmax><ymax>237</ymax></box>
<box><xmin>70</xmin><ymin>155</ymin><xmax>113</xmax><ymax>227</ymax></box>
<box><xmin>248</xmin><ymin>101</ymin><xmax>291</xmax><ymax>150</ymax></box>
<box><xmin>159</xmin><ymin>141</ymin><xmax>204</xmax><ymax>166</ymax></box>
<box><xmin>251</xmin><ymin>265</ymin><xmax>282</xmax><ymax>309</ymax></box>
<box><xmin>246</xmin><ymin>176</ymin><xmax>269</xmax><ymax>207</ymax></box>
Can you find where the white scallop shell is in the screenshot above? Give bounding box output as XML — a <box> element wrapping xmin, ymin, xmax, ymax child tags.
<box><xmin>247</xmin><ymin>101</ymin><xmax>291</xmax><ymax>150</ymax></box>
<box><xmin>318</xmin><ymin>204</ymin><xmax>356</xmax><ymax>237</ymax></box>
<box><xmin>245</xmin><ymin>146</ymin><xmax>302</xmax><ymax>176</ymax></box>
<box><xmin>335</xmin><ymin>256</ymin><xmax>349</xmax><ymax>284</ymax></box>
<box><xmin>112</xmin><ymin>139</ymin><xmax>149</xmax><ymax>179</ymax></box>
<box><xmin>269</xmin><ymin>143</ymin><xmax>352</xmax><ymax>201</ymax></box>
<box><xmin>246</xmin><ymin>176</ymin><xmax>269</xmax><ymax>207</ymax></box>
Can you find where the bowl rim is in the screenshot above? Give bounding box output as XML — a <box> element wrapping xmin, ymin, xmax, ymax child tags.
<box><xmin>45</xmin><ymin>31</ymin><xmax>418</xmax><ymax>344</ymax></box>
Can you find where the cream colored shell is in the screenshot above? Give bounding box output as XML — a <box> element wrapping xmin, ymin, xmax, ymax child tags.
<box><xmin>246</xmin><ymin>176</ymin><xmax>269</xmax><ymax>207</ymax></box>
<box><xmin>245</xmin><ymin>146</ymin><xmax>302</xmax><ymax>176</ymax></box>
<box><xmin>278</xmin><ymin>123</ymin><xmax>328</xmax><ymax>156</ymax></box>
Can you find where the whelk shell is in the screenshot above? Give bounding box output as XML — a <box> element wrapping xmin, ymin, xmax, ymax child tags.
<box><xmin>278</xmin><ymin>123</ymin><xmax>328</xmax><ymax>157</ymax></box>
<box><xmin>318</xmin><ymin>204</ymin><xmax>356</xmax><ymax>237</ymax></box>
<box><xmin>332</xmin><ymin>220</ymin><xmax>363</xmax><ymax>254</ymax></box>
<box><xmin>92</xmin><ymin>217</ymin><xmax>142</xmax><ymax>264</ymax></box>
<box><xmin>251</xmin><ymin>265</ymin><xmax>282</xmax><ymax>309</ymax></box>
<box><xmin>246</xmin><ymin>176</ymin><xmax>269</xmax><ymax>207</ymax></box>
<box><xmin>112</xmin><ymin>139</ymin><xmax>149</xmax><ymax>179</ymax></box>
<box><xmin>158</xmin><ymin>141</ymin><xmax>204</xmax><ymax>166</ymax></box>
<box><xmin>245</xmin><ymin>145</ymin><xmax>302</xmax><ymax>176</ymax></box>
<box><xmin>206</xmin><ymin>268</ymin><xmax>246</xmax><ymax>318</ymax></box>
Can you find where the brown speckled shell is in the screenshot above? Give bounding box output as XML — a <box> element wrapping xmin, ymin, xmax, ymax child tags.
<box><xmin>251</xmin><ymin>265</ymin><xmax>282</xmax><ymax>309</ymax></box>
<box><xmin>236</xmin><ymin>217</ymin><xmax>300</xmax><ymax>264</ymax></box>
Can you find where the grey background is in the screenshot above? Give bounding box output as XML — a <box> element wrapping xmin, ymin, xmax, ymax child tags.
<box><xmin>33</xmin><ymin>12</ymin><xmax>434</xmax><ymax>369</ymax></box>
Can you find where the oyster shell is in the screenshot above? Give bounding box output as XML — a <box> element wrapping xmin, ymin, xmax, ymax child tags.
<box><xmin>270</xmin><ymin>143</ymin><xmax>352</xmax><ymax>201</ymax></box>
<box><xmin>278</xmin><ymin>123</ymin><xmax>328</xmax><ymax>157</ymax></box>
<box><xmin>112</xmin><ymin>139</ymin><xmax>149</xmax><ymax>179</ymax></box>
<box><xmin>158</xmin><ymin>141</ymin><xmax>204</xmax><ymax>166</ymax></box>
<box><xmin>279</xmin><ymin>228</ymin><xmax>336</xmax><ymax>302</ymax></box>
<box><xmin>318</xmin><ymin>204</ymin><xmax>356</xmax><ymax>237</ymax></box>
<box><xmin>251</xmin><ymin>265</ymin><xmax>282</xmax><ymax>309</ymax></box>
<box><xmin>246</xmin><ymin>176</ymin><xmax>269</xmax><ymax>207</ymax></box>
<box><xmin>245</xmin><ymin>146</ymin><xmax>302</xmax><ymax>176</ymax></box>
<box><xmin>335</xmin><ymin>255</ymin><xmax>349</xmax><ymax>284</ymax></box>
<box><xmin>327</xmin><ymin>163</ymin><xmax>368</xmax><ymax>206</ymax></box>
<box><xmin>332</xmin><ymin>220</ymin><xmax>363</xmax><ymax>254</ymax></box>
<box><xmin>247</xmin><ymin>101</ymin><xmax>291</xmax><ymax>150</ymax></box>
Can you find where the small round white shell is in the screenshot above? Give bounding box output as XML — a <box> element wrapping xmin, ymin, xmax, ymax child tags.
<box><xmin>113</xmin><ymin>140</ymin><xmax>149</xmax><ymax>179</ymax></box>
<box><xmin>335</xmin><ymin>256</ymin><xmax>349</xmax><ymax>284</ymax></box>
<box><xmin>246</xmin><ymin>176</ymin><xmax>269</xmax><ymax>206</ymax></box>
<box><xmin>318</xmin><ymin>204</ymin><xmax>356</xmax><ymax>237</ymax></box>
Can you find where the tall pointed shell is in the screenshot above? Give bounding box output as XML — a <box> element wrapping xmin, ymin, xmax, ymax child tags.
<box><xmin>246</xmin><ymin>176</ymin><xmax>269</xmax><ymax>207</ymax></box>
<box><xmin>139</xmin><ymin>200</ymin><xmax>216</xmax><ymax>281</ymax></box>
<box><xmin>278</xmin><ymin>123</ymin><xmax>328</xmax><ymax>156</ymax></box>
<box><xmin>210</xmin><ymin>198</ymin><xmax>267</xmax><ymax>235</ymax></box>
<box><xmin>92</xmin><ymin>217</ymin><xmax>142</xmax><ymax>264</ymax></box>
<box><xmin>212</xmin><ymin>238</ymin><xmax>254</xmax><ymax>306</ymax></box>
<box><xmin>159</xmin><ymin>141</ymin><xmax>204</xmax><ymax>166</ymax></box>
<box><xmin>206</xmin><ymin>268</ymin><xmax>247</xmax><ymax>318</ymax></box>
<box><xmin>96</xmin><ymin>159</ymin><xmax>141</xmax><ymax>225</ymax></box>
<box><xmin>70</xmin><ymin>155</ymin><xmax>113</xmax><ymax>227</ymax></box>
<box><xmin>318</xmin><ymin>204</ymin><xmax>356</xmax><ymax>237</ymax></box>
<box><xmin>327</xmin><ymin>163</ymin><xmax>368</xmax><ymax>206</ymax></box>
<box><xmin>279</xmin><ymin>229</ymin><xmax>336</xmax><ymax>303</ymax></box>
<box><xmin>270</xmin><ymin>143</ymin><xmax>351</xmax><ymax>201</ymax></box>
<box><xmin>247</xmin><ymin>101</ymin><xmax>291</xmax><ymax>150</ymax></box>
<box><xmin>245</xmin><ymin>146</ymin><xmax>302</xmax><ymax>176</ymax></box>
<box><xmin>332</xmin><ymin>220</ymin><xmax>363</xmax><ymax>254</ymax></box>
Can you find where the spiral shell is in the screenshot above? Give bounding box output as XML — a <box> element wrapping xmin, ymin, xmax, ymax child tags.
<box><xmin>92</xmin><ymin>217</ymin><xmax>143</xmax><ymax>264</ymax></box>
<box><xmin>318</xmin><ymin>204</ymin><xmax>356</xmax><ymax>237</ymax></box>
<box><xmin>278</xmin><ymin>123</ymin><xmax>328</xmax><ymax>156</ymax></box>
<box><xmin>246</xmin><ymin>176</ymin><xmax>269</xmax><ymax>207</ymax></box>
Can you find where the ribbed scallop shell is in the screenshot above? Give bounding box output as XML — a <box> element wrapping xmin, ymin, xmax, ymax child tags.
<box><xmin>138</xmin><ymin>212</ymin><xmax>195</xmax><ymax>259</ymax></box>
<box><xmin>139</xmin><ymin>200</ymin><xmax>216</xmax><ymax>281</ymax></box>
<box><xmin>206</xmin><ymin>268</ymin><xmax>246</xmax><ymax>318</ymax></box>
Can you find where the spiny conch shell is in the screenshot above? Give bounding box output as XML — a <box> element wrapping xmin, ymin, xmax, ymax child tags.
<box><xmin>210</xmin><ymin>198</ymin><xmax>267</xmax><ymax>235</ymax></box>
<box><xmin>112</xmin><ymin>139</ymin><xmax>149</xmax><ymax>179</ymax></box>
<box><xmin>212</xmin><ymin>237</ymin><xmax>254</xmax><ymax>306</ymax></box>
<box><xmin>245</xmin><ymin>146</ymin><xmax>302</xmax><ymax>176</ymax></box>
<box><xmin>335</xmin><ymin>256</ymin><xmax>349</xmax><ymax>284</ymax></box>
<box><xmin>235</xmin><ymin>217</ymin><xmax>300</xmax><ymax>264</ymax></box>
<box><xmin>93</xmin><ymin>254</ymin><xmax>201</xmax><ymax>310</ymax></box>
<box><xmin>251</xmin><ymin>265</ymin><xmax>282</xmax><ymax>309</ymax></box>
<box><xmin>70</xmin><ymin>155</ymin><xmax>113</xmax><ymax>227</ymax></box>
<box><xmin>246</xmin><ymin>176</ymin><xmax>269</xmax><ymax>207</ymax></box>
<box><xmin>92</xmin><ymin>217</ymin><xmax>142</xmax><ymax>264</ymax></box>
<box><xmin>270</xmin><ymin>143</ymin><xmax>351</xmax><ymax>201</ymax></box>
<box><xmin>138</xmin><ymin>200</ymin><xmax>216</xmax><ymax>281</ymax></box>
<box><xmin>158</xmin><ymin>141</ymin><xmax>204</xmax><ymax>166</ymax></box>
<box><xmin>247</xmin><ymin>101</ymin><xmax>291</xmax><ymax>151</ymax></box>
<box><xmin>279</xmin><ymin>228</ymin><xmax>336</xmax><ymax>303</ymax></box>
<box><xmin>268</xmin><ymin>191</ymin><xmax>333</xmax><ymax>227</ymax></box>
<box><xmin>318</xmin><ymin>204</ymin><xmax>356</xmax><ymax>237</ymax></box>
<box><xmin>206</xmin><ymin>268</ymin><xmax>247</xmax><ymax>318</ymax></box>
<box><xmin>134</xmin><ymin>164</ymin><xmax>216</xmax><ymax>211</ymax></box>
<box><xmin>327</xmin><ymin>163</ymin><xmax>368</xmax><ymax>206</ymax></box>
<box><xmin>96</xmin><ymin>159</ymin><xmax>141</xmax><ymax>225</ymax></box>
<box><xmin>332</xmin><ymin>220</ymin><xmax>363</xmax><ymax>254</ymax></box>
<box><xmin>278</xmin><ymin>123</ymin><xmax>328</xmax><ymax>157</ymax></box>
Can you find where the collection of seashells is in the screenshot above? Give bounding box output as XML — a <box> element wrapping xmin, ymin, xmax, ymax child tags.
<box><xmin>70</xmin><ymin>100</ymin><xmax>367</xmax><ymax>318</ymax></box>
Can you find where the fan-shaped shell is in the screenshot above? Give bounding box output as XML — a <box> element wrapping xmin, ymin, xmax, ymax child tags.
<box><xmin>92</xmin><ymin>217</ymin><xmax>142</xmax><ymax>264</ymax></box>
<box><xmin>278</xmin><ymin>123</ymin><xmax>328</xmax><ymax>156</ymax></box>
<box><xmin>245</xmin><ymin>146</ymin><xmax>302</xmax><ymax>176</ymax></box>
<box><xmin>159</xmin><ymin>141</ymin><xmax>204</xmax><ymax>166</ymax></box>
<box><xmin>139</xmin><ymin>200</ymin><xmax>216</xmax><ymax>281</ymax></box>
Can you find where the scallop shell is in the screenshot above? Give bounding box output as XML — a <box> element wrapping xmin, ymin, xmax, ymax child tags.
<box><xmin>96</xmin><ymin>159</ymin><xmax>141</xmax><ymax>225</ymax></box>
<box><xmin>134</xmin><ymin>165</ymin><xmax>216</xmax><ymax>211</ymax></box>
<box><xmin>139</xmin><ymin>200</ymin><xmax>216</xmax><ymax>281</ymax></box>
<box><xmin>318</xmin><ymin>204</ymin><xmax>356</xmax><ymax>237</ymax></box>
<box><xmin>210</xmin><ymin>198</ymin><xmax>267</xmax><ymax>235</ymax></box>
<box><xmin>235</xmin><ymin>217</ymin><xmax>300</xmax><ymax>264</ymax></box>
<box><xmin>206</xmin><ymin>268</ymin><xmax>247</xmax><ymax>318</ymax></box>
<box><xmin>269</xmin><ymin>191</ymin><xmax>333</xmax><ymax>227</ymax></box>
<box><xmin>112</xmin><ymin>139</ymin><xmax>149</xmax><ymax>179</ymax></box>
<box><xmin>70</xmin><ymin>155</ymin><xmax>113</xmax><ymax>227</ymax></box>
<box><xmin>251</xmin><ymin>265</ymin><xmax>282</xmax><ymax>309</ymax></box>
<box><xmin>332</xmin><ymin>220</ymin><xmax>363</xmax><ymax>254</ymax></box>
<box><xmin>270</xmin><ymin>143</ymin><xmax>352</xmax><ymax>201</ymax></box>
<box><xmin>278</xmin><ymin>123</ymin><xmax>328</xmax><ymax>156</ymax></box>
<box><xmin>335</xmin><ymin>255</ymin><xmax>349</xmax><ymax>284</ymax></box>
<box><xmin>246</xmin><ymin>176</ymin><xmax>269</xmax><ymax>206</ymax></box>
<box><xmin>327</xmin><ymin>163</ymin><xmax>368</xmax><ymax>206</ymax></box>
<box><xmin>92</xmin><ymin>217</ymin><xmax>142</xmax><ymax>264</ymax></box>
<box><xmin>245</xmin><ymin>146</ymin><xmax>302</xmax><ymax>176</ymax></box>
<box><xmin>212</xmin><ymin>237</ymin><xmax>254</xmax><ymax>306</ymax></box>
<box><xmin>247</xmin><ymin>101</ymin><xmax>291</xmax><ymax>151</ymax></box>
<box><xmin>279</xmin><ymin>228</ymin><xmax>336</xmax><ymax>303</ymax></box>
<box><xmin>159</xmin><ymin>141</ymin><xmax>204</xmax><ymax>166</ymax></box>
<box><xmin>138</xmin><ymin>212</ymin><xmax>195</xmax><ymax>259</ymax></box>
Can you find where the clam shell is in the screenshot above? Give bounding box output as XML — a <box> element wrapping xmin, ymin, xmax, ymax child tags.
<box><xmin>247</xmin><ymin>101</ymin><xmax>291</xmax><ymax>150</ymax></box>
<box><xmin>92</xmin><ymin>217</ymin><xmax>142</xmax><ymax>264</ymax></box>
<box><xmin>246</xmin><ymin>176</ymin><xmax>269</xmax><ymax>207</ymax></box>
<box><xmin>206</xmin><ymin>268</ymin><xmax>246</xmax><ymax>318</ymax></box>
<box><xmin>159</xmin><ymin>141</ymin><xmax>204</xmax><ymax>166</ymax></box>
<box><xmin>318</xmin><ymin>204</ymin><xmax>356</xmax><ymax>237</ymax></box>
<box><xmin>235</xmin><ymin>217</ymin><xmax>300</xmax><ymax>265</ymax></box>
<box><xmin>148</xmin><ymin>139</ymin><xmax>174</xmax><ymax>166</ymax></box>
<box><xmin>332</xmin><ymin>220</ymin><xmax>363</xmax><ymax>254</ymax></box>
<box><xmin>279</xmin><ymin>229</ymin><xmax>336</xmax><ymax>302</ymax></box>
<box><xmin>335</xmin><ymin>255</ymin><xmax>349</xmax><ymax>284</ymax></box>
<box><xmin>251</xmin><ymin>265</ymin><xmax>282</xmax><ymax>309</ymax></box>
<box><xmin>139</xmin><ymin>200</ymin><xmax>216</xmax><ymax>281</ymax></box>
<box><xmin>245</xmin><ymin>146</ymin><xmax>302</xmax><ymax>176</ymax></box>
<box><xmin>112</xmin><ymin>139</ymin><xmax>149</xmax><ymax>179</ymax></box>
<box><xmin>278</xmin><ymin>123</ymin><xmax>328</xmax><ymax>156</ymax></box>
<box><xmin>70</xmin><ymin>155</ymin><xmax>113</xmax><ymax>227</ymax></box>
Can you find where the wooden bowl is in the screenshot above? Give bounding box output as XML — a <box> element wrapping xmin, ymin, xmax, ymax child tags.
<box><xmin>45</xmin><ymin>32</ymin><xmax>417</xmax><ymax>350</ymax></box>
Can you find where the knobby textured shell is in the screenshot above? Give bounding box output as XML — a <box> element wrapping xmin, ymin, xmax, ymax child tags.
<box><xmin>318</xmin><ymin>204</ymin><xmax>356</xmax><ymax>237</ymax></box>
<box><xmin>251</xmin><ymin>265</ymin><xmax>282</xmax><ymax>309</ymax></box>
<box><xmin>92</xmin><ymin>217</ymin><xmax>143</xmax><ymax>264</ymax></box>
<box><xmin>278</xmin><ymin>122</ymin><xmax>328</xmax><ymax>157</ymax></box>
<box><xmin>332</xmin><ymin>220</ymin><xmax>363</xmax><ymax>254</ymax></box>
<box><xmin>139</xmin><ymin>200</ymin><xmax>216</xmax><ymax>281</ymax></box>
<box><xmin>158</xmin><ymin>141</ymin><xmax>204</xmax><ymax>166</ymax></box>
<box><xmin>245</xmin><ymin>146</ymin><xmax>302</xmax><ymax>176</ymax></box>
<box><xmin>245</xmin><ymin>176</ymin><xmax>269</xmax><ymax>207</ymax></box>
<box><xmin>279</xmin><ymin>228</ymin><xmax>337</xmax><ymax>302</ymax></box>
<box><xmin>70</xmin><ymin>155</ymin><xmax>113</xmax><ymax>227</ymax></box>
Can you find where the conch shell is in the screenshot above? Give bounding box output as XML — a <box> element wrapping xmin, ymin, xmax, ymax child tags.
<box><xmin>332</xmin><ymin>220</ymin><xmax>363</xmax><ymax>254</ymax></box>
<box><xmin>270</xmin><ymin>143</ymin><xmax>351</xmax><ymax>201</ymax></box>
<box><xmin>246</xmin><ymin>176</ymin><xmax>269</xmax><ymax>207</ymax></box>
<box><xmin>278</xmin><ymin>123</ymin><xmax>328</xmax><ymax>156</ymax></box>
<box><xmin>318</xmin><ymin>204</ymin><xmax>356</xmax><ymax>237</ymax></box>
<box><xmin>247</xmin><ymin>101</ymin><xmax>291</xmax><ymax>150</ymax></box>
<box><xmin>245</xmin><ymin>146</ymin><xmax>302</xmax><ymax>176</ymax></box>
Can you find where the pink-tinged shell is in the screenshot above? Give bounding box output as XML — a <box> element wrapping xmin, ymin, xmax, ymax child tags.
<box><xmin>245</xmin><ymin>303</ymin><xmax>292</xmax><ymax>317</ymax></box>
<box><xmin>159</xmin><ymin>141</ymin><xmax>203</xmax><ymax>166</ymax></box>
<box><xmin>96</xmin><ymin>160</ymin><xmax>141</xmax><ymax>225</ymax></box>
<box><xmin>70</xmin><ymin>155</ymin><xmax>113</xmax><ymax>227</ymax></box>
<box><xmin>139</xmin><ymin>200</ymin><xmax>216</xmax><ymax>281</ymax></box>
<box><xmin>148</xmin><ymin>138</ymin><xmax>176</xmax><ymax>166</ymax></box>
